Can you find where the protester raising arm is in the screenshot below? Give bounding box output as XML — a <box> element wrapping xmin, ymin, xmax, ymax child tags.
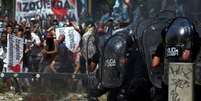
<box><xmin>30</xmin><ymin>24</ymin><xmax>41</xmax><ymax>47</ymax></box>
<box><xmin>41</xmin><ymin>26</ymin><xmax>58</xmax><ymax>73</ymax></box>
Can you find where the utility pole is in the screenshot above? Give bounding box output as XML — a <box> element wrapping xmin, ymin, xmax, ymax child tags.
<box><xmin>88</xmin><ymin>0</ymin><xmax>92</xmax><ymax>16</ymax></box>
<box><xmin>13</xmin><ymin>0</ymin><xmax>16</xmax><ymax>20</ymax></box>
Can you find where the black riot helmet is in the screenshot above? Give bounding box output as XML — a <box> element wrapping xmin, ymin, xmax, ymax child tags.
<box><xmin>162</xmin><ymin>17</ymin><xmax>195</xmax><ymax>45</ymax></box>
<box><xmin>162</xmin><ymin>17</ymin><xmax>200</xmax><ymax>62</ymax></box>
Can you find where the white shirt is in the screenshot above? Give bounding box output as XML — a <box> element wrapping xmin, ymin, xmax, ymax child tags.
<box><xmin>31</xmin><ymin>32</ymin><xmax>41</xmax><ymax>45</ymax></box>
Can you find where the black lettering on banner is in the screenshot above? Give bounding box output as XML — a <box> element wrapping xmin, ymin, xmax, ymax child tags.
<box><xmin>22</xmin><ymin>2</ymin><xmax>29</xmax><ymax>12</ymax></box>
<box><xmin>57</xmin><ymin>1</ymin><xmax>63</xmax><ymax>8</ymax></box>
<box><xmin>52</xmin><ymin>1</ymin><xmax>63</xmax><ymax>8</ymax></box>
<box><xmin>46</xmin><ymin>1</ymin><xmax>51</xmax><ymax>9</ymax></box>
<box><xmin>52</xmin><ymin>0</ymin><xmax>71</xmax><ymax>8</ymax></box>
<box><xmin>36</xmin><ymin>0</ymin><xmax>42</xmax><ymax>9</ymax></box>
<box><xmin>20</xmin><ymin>0</ymin><xmax>46</xmax><ymax>12</ymax></box>
<box><xmin>64</xmin><ymin>1</ymin><xmax>71</xmax><ymax>8</ymax></box>
<box><xmin>17</xmin><ymin>2</ymin><xmax>22</xmax><ymax>11</ymax></box>
<box><xmin>69</xmin><ymin>11</ymin><xmax>76</xmax><ymax>20</ymax></box>
<box><xmin>43</xmin><ymin>0</ymin><xmax>47</xmax><ymax>8</ymax></box>
<box><xmin>30</xmin><ymin>2</ymin><xmax>36</xmax><ymax>11</ymax></box>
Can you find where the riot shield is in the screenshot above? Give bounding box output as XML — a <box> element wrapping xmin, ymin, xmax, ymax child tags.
<box><xmin>186</xmin><ymin>3</ymin><xmax>201</xmax><ymax>85</ymax></box>
<box><xmin>100</xmin><ymin>34</ymin><xmax>127</xmax><ymax>88</ymax></box>
<box><xmin>190</xmin><ymin>13</ymin><xmax>201</xmax><ymax>85</ymax></box>
<box><xmin>194</xmin><ymin>23</ymin><xmax>201</xmax><ymax>85</ymax></box>
<box><xmin>142</xmin><ymin>21</ymin><xmax>164</xmax><ymax>88</ymax></box>
<box><xmin>195</xmin><ymin>51</ymin><xmax>201</xmax><ymax>85</ymax></box>
<box><xmin>141</xmin><ymin>11</ymin><xmax>175</xmax><ymax>88</ymax></box>
<box><xmin>136</xmin><ymin>18</ymin><xmax>154</xmax><ymax>55</ymax></box>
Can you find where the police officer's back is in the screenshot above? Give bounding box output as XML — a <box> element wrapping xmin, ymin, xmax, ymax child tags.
<box><xmin>152</xmin><ymin>17</ymin><xmax>201</xmax><ymax>101</ymax></box>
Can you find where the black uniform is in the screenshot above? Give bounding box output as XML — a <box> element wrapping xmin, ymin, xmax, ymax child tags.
<box><xmin>153</xmin><ymin>17</ymin><xmax>201</xmax><ymax>101</ymax></box>
<box><xmin>88</xmin><ymin>28</ymin><xmax>151</xmax><ymax>101</ymax></box>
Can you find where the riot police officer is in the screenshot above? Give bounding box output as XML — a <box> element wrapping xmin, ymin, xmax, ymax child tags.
<box><xmin>86</xmin><ymin>1</ymin><xmax>152</xmax><ymax>100</ymax></box>
<box><xmin>151</xmin><ymin>17</ymin><xmax>201</xmax><ymax>101</ymax></box>
<box><xmin>86</xmin><ymin>17</ymin><xmax>152</xmax><ymax>100</ymax></box>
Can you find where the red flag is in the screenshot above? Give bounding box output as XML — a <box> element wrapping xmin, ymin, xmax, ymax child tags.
<box><xmin>52</xmin><ymin>8</ymin><xmax>68</xmax><ymax>16</ymax></box>
<box><xmin>9</xmin><ymin>64</ymin><xmax>21</xmax><ymax>73</ymax></box>
<box><xmin>52</xmin><ymin>0</ymin><xmax>68</xmax><ymax>17</ymax></box>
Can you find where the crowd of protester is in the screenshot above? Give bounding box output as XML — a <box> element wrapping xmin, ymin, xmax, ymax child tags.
<box><xmin>0</xmin><ymin>16</ymin><xmax>84</xmax><ymax>74</ymax></box>
<box><xmin>0</xmin><ymin>15</ymin><xmax>102</xmax><ymax>92</ymax></box>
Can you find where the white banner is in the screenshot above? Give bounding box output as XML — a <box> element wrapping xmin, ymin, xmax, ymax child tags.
<box><xmin>15</xmin><ymin>0</ymin><xmax>78</xmax><ymax>22</ymax></box>
<box><xmin>6</xmin><ymin>34</ymin><xmax>24</xmax><ymax>73</ymax></box>
<box><xmin>56</xmin><ymin>27</ymin><xmax>80</xmax><ymax>52</ymax></box>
